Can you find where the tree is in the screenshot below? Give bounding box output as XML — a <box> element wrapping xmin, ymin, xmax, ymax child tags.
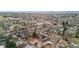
<box><xmin>75</xmin><ymin>28</ymin><xmax>79</xmax><ymax>38</ymax></box>
<box><xmin>32</xmin><ymin>31</ymin><xmax>38</xmax><ymax>38</ymax></box>
<box><xmin>62</xmin><ymin>21</ymin><xmax>71</xmax><ymax>44</ymax></box>
<box><xmin>5</xmin><ymin>38</ymin><xmax>16</xmax><ymax>48</ymax></box>
<box><xmin>62</xmin><ymin>21</ymin><xmax>68</xmax><ymax>35</ymax></box>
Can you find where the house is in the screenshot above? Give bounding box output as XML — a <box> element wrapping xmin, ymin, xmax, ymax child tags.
<box><xmin>56</xmin><ymin>39</ymin><xmax>68</xmax><ymax>48</ymax></box>
<box><xmin>27</xmin><ymin>37</ymin><xmax>39</xmax><ymax>46</ymax></box>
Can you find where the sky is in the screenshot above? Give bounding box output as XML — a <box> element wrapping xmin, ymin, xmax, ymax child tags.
<box><xmin>0</xmin><ymin>0</ymin><xmax>79</xmax><ymax>11</ymax></box>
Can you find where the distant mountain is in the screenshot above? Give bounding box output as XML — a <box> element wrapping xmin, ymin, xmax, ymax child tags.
<box><xmin>0</xmin><ymin>11</ymin><xmax>79</xmax><ymax>16</ymax></box>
